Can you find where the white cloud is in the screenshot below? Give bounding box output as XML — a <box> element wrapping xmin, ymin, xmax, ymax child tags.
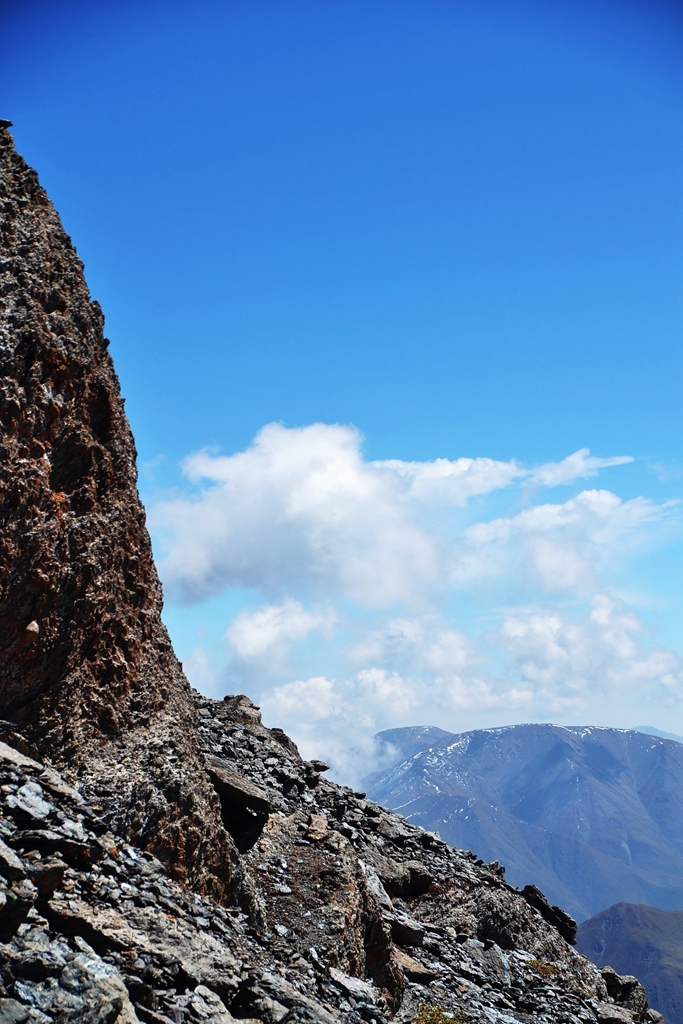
<box><xmin>150</xmin><ymin>422</ymin><xmax>683</xmax><ymax>770</ymax></box>
<box><xmin>255</xmin><ymin>597</ymin><xmax>683</xmax><ymax>776</ymax></box>
<box><xmin>497</xmin><ymin>595</ymin><xmax>683</xmax><ymax>710</ymax></box>
<box><xmin>529</xmin><ymin>448</ymin><xmax>632</xmax><ymax>487</ymax></box>
<box><xmin>259</xmin><ymin>662</ymin><xmax>534</xmax><ymax>778</ymax></box>
<box><xmin>182</xmin><ymin>646</ymin><xmax>222</xmax><ymax>695</ymax></box>
<box><xmin>153</xmin><ymin>423</ymin><xmax>439</xmax><ymax>606</ymax></box>
<box><xmin>349</xmin><ymin>616</ymin><xmax>475</xmax><ymax>678</ymax></box>
<box><xmin>454</xmin><ymin>490</ymin><xmax>676</xmax><ymax>594</ymax></box>
<box><xmin>152</xmin><ymin>423</ymin><xmax>637</xmax><ymax>607</ymax></box>
<box><xmin>226</xmin><ymin>599</ymin><xmax>335</xmax><ymax>676</ymax></box>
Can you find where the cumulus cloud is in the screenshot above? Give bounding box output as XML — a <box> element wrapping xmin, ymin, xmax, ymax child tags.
<box><xmin>254</xmin><ymin>597</ymin><xmax>683</xmax><ymax>773</ymax></box>
<box><xmin>497</xmin><ymin>595</ymin><xmax>683</xmax><ymax>710</ymax></box>
<box><xmin>152</xmin><ymin>422</ymin><xmax>636</xmax><ymax>606</ymax></box>
<box><xmin>454</xmin><ymin>490</ymin><xmax>676</xmax><ymax>594</ymax></box>
<box><xmin>349</xmin><ymin>616</ymin><xmax>475</xmax><ymax>679</ymax></box>
<box><xmin>227</xmin><ymin>599</ymin><xmax>334</xmax><ymax>658</ymax></box>
<box><xmin>259</xmin><ymin>663</ymin><xmax>533</xmax><ymax>777</ymax></box>
<box><xmin>150</xmin><ymin>421</ymin><xmax>683</xmax><ymax>772</ymax></box>
<box><xmin>226</xmin><ymin>599</ymin><xmax>335</xmax><ymax>676</ymax></box>
<box><xmin>153</xmin><ymin>423</ymin><xmax>438</xmax><ymax>606</ymax></box>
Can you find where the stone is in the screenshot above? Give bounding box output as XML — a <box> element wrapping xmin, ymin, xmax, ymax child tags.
<box><xmin>26</xmin><ymin>857</ymin><xmax>67</xmax><ymax>898</ymax></box>
<box><xmin>0</xmin><ymin>837</ymin><xmax>26</xmax><ymax>880</ymax></box>
<box><xmin>23</xmin><ymin>622</ymin><xmax>39</xmax><ymax>642</ymax></box>
<box><xmin>0</xmin><ymin>1001</ymin><xmax>29</xmax><ymax>1024</ymax></box>
<box><xmin>521</xmin><ymin>884</ymin><xmax>577</xmax><ymax>945</ymax></box>
<box><xmin>385</xmin><ymin>910</ymin><xmax>425</xmax><ymax>947</ymax></box>
<box><xmin>206</xmin><ymin>758</ymin><xmax>272</xmax><ymax>815</ymax></box>
<box><xmin>329</xmin><ymin>966</ymin><xmax>376</xmax><ymax>1003</ymax></box>
<box><xmin>305</xmin><ymin>815</ymin><xmax>328</xmax><ymax>841</ymax></box>
<box><xmin>0</xmin><ymin>742</ymin><xmax>42</xmax><ymax>772</ymax></box>
<box><xmin>5</xmin><ymin>783</ymin><xmax>54</xmax><ymax>824</ymax></box>
<box><xmin>595</xmin><ymin>967</ymin><xmax>648</xmax><ymax>1016</ymax></box>
<box><xmin>0</xmin><ymin>879</ymin><xmax>37</xmax><ymax>934</ymax></box>
<box><xmin>392</xmin><ymin>947</ymin><xmax>438</xmax><ymax>983</ymax></box>
<box><xmin>372</xmin><ymin>856</ymin><xmax>432</xmax><ymax>897</ymax></box>
<box><xmin>595</xmin><ymin>1001</ymin><xmax>635</xmax><ymax>1023</ymax></box>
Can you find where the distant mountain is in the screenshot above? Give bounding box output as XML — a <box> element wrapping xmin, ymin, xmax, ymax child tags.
<box><xmin>372</xmin><ymin>724</ymin><xmax>454</xmax><ymax>764</ymax></box>
<box><xmin>577</xmin><ymin>902</ymin><xmax>683</xmax><ymax>1024</ymax></box>
<box><xmin>635</xmin><ymin>726</ymin><xmax>683</xmax><ymax>745</ymax></box>
<box><xmin>364</xmin><ymin>724</ymin><xmax>683</xmax><ymax>923</ymax></box>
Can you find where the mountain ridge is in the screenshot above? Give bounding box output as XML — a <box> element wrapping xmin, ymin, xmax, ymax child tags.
<box><xmin>365</xmin><ymin>723</ymin><xmax>683</xmax><ymax>922</ymax></box>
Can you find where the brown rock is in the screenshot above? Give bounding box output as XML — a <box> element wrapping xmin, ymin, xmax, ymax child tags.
<box><xmin>0</xmin><ymin>131</ymin><xmax>238</xmax><ymax>902</ymax></box>
<box><xmin>0</xmin><ymin>838</ymin><xmax>26</xmax><ymax>880</ymax></box>
<box><xmin>305</xmin><ymin>813</ymin><xmax>328</xmax><ymax>841</ymax></box>
<box><xmin>392</xmin><ymin>946</ymin><xmax>438</xmax><ymax>983</ymax></box>
<box><xmin>25</xmin><ymin>856</ymin><xmax>66</xmax><ymax>898</ymax></box>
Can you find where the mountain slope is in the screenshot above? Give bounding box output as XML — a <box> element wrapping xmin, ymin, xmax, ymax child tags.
<box><xmin>0</xmin><ymin>124</ymin><xmax>662</xmax><ymax>1024</ymax></box>
<box><xmin>577</xmin><ymin>903</ymin><xmax>683</xmax><ymax>1024</ymax></box>
<box><xmin>365</xmin><ymin>724</ymin><xmax>683</xmax><ymax>922</ymax></box>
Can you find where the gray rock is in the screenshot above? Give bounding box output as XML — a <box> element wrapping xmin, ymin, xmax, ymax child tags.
<box><xmin>4</xmin><ymin>785</ymin><xmax>53</xmax><ymax>827</ymax></box>
<box><xmin>0</xmin><ymin>1000</ymin><xmax>29</xmax><ymax>1024</ymax></box>
<box><xmin>0</xmin><ymin>838</ymin><xmax>26</xmax><ymax>881</ymax></box>
<box><xmin>206</xmin><ymin>757</ymin><xmax>272</xmax><ymax>814</ymax></box>
<box><xmin>0</xmin><ymin>879</ymin><xmax>37</xmax><ymax>934</ymax></box>
<box><xmin>329</xmin><ymin>967</ymin><xmax>376</xmax><ymax>1003</ymax></box>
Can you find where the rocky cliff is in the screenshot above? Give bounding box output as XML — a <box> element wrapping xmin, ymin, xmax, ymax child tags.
<box><xmin>0</xmin><ymin>125</ymin><xmax>238</xmax><ymax>901</ymax></box>
<box><xmin>0</xmin><ymin>125</ymin><xmax>664</xmax><ymax>1024</ymax></box>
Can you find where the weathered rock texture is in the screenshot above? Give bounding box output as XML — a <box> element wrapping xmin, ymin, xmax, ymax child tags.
<box><xmin>0</xmin><ymin>127</ymin><xmax>663</xmax><ymax>1024</ymax></box>
<box><xmin>0</xmin><ymin>706</ymin><xmax>665</xmax><ymax>1024</ymax></box>
<box><xmin>0</xmin><ymin>128</ymin><xmax>238</xmax><ymax>900</ymax></box>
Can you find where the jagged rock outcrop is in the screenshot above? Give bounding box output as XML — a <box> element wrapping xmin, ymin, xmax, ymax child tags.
<box><xmin>0</xmin><ymin>126</ymin><xmax>238</xmax><ymax>901</ymax></box>
<box><xmin>0</xmin><ymin>704</ymin><xmax>664</xmax><ymax>1024</ymax></box>
<box><xmin>0</xmin><ymin>126</ymin><xmax>663</xmax><ymax>1023</ymax></box>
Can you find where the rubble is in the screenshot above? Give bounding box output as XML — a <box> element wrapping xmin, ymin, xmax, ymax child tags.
<box><xmin>0</xmin><ymin>704</ymin><xmax>659</xmax><ymax>1023</ymax></box>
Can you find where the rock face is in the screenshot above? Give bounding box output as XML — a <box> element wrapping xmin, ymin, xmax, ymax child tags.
<box><xmin>0</xmin><ymin>128</ymin><xmax>238</xmax><ymax>900</ymax></box>
<box><xmin>366</xmin><ymin>724</ymin><xmax>683</xmax><ymax>923</ymax></box>
<box><xmin>0</xmin><ymin>703</ymin><xmax>663</xmax><ymax>1024</ymax></box>
<box><xmin>0</xmin><ymin>127</ymin><xmax>661</xmax><ymax>1023</ymax></box>
<box><xmin>578</xmin><ymin>903</ymin><xmax>683</xmax><ymax>1024</ymax></box>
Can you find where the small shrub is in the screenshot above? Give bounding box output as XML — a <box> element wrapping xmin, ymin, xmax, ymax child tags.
<box><xmin>528</xmin><ymin>959</ymin><xmax>556</xmax><ymax>979</ymax></box>
<box><xmin>412</xmin><ymin>1004</ymin><xmax>467</xmax><ymax>1024</ymax></box>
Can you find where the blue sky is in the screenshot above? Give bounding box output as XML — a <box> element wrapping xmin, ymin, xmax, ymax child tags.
<box><xmin>3</xmin><ymin>0</ymin><xmax>683</xmax><ymax>768</ymax></box>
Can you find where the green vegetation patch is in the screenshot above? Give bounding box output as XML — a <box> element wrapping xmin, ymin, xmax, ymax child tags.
<box><xmin>412</xmin><ymin>1004</ymin><xmax>467</xmax><ymax>1024</ymax></box>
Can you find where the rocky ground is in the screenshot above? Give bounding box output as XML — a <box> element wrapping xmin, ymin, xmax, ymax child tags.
<box><xmin>0</xmin><ymin>695</ymin><xmax>665</xmax><ymax>1024</ymax></box>
<box><xmin>0</xmin><ymin>125</ymin><xmax>666</xmax><ymax>1023</ymax></box>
